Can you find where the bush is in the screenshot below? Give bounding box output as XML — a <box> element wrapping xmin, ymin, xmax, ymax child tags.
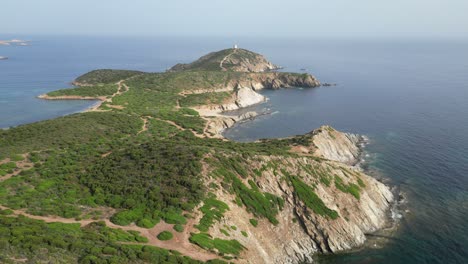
<box><xmin>173</xmin><ymin>224</ymin><xmax>184</xmax><ymax>233</ymax></box>
<box><xmin>189</xmin><ymin>233</ymin><xmax>245</xmax><ymax>256</ymax></box>
<box><xmin>249</xmin><ymin>219</ymin><xmax>258</xmax><ymax>227</ymax></box>
<box><xmin>196</xmin><ymin>197</ymin><xmax>229</xmax><ymax>232</ymax></box>
<box><xmin>157</xmin><ymin>231</ymin><xmax>173</xmax><ymax>241</ymax></box>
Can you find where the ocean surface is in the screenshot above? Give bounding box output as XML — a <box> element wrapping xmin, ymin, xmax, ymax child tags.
<box><xmin>1</xmin><ymin>35</ymin><xmax>467</xmax><ymax>263</ymax></box>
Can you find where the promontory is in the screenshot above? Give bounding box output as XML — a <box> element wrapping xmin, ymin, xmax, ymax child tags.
<box><xmin>0</xmin><ymin>48</ymin><xmax>394</xmax><ymax>263</ymax></box>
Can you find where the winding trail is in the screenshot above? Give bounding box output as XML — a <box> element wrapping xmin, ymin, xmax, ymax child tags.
<box><xmin>219</xmin><ymin>49</ymin><xmax>237</xmax><ymax>71</ymax></box>
<box><xmin>137</xmin><ymin>116</ymin><xmax>150</xmax><ymax>134</ymax></box>
<box><xmin>0</xmin><ymin>152</ymin><xmax>217</xmax><ymax>261</ymax></box>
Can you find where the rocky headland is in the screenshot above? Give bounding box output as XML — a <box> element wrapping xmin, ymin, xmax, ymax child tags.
<box><xmin>28</xmin><ymin>48</ymin><xmax>396</xmax><ymax>263</ymax></box>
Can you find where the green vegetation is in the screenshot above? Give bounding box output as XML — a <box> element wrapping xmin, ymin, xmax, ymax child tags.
<box><xmin>174</xmin><ymin>224</ymin><xmax>184</xmax><ymax>233</ymax></box>
<box><xmin>0</xmin><ymin>58</ymin><xmax>358</xmax><ymax>262</ymax></box>
<box><xmin>334</xmin><ymin>176</ymin><xmax>361</xmax><ymax>200</ymax></box>
<box><xmin>169</xmin><ymin>49</ymin><xmax>235</xmax><ymax>72</ymax></box>
<box><xmin>157</xmin><ymin>231</ymin><xmax>174</xmax><ymax>241</ymax></box>
<box><xmin>189</xmin><ymin>233</ymin><xmax>245</xmax><ymax>256</ymax></box>
<box><xmin>210</xmin><ymin>157</ymin><xmax>284</xmax><ymax>225</ymax></box>
<box><xmin>196</xmin><ymin>197</ymin><xmax>229</xmax><ymax>232</ymax></box>
<box><xmin>249</xmin><ymin>219</ymin><xmax>258</xmax><ymax>227</ymax></box>
<box><xmin>179</xmin><ymin>92</ymin><xmax>232</xmax><ymax>107</ymax></box>
<box><xmin>47</xmin><ymin>84</ymin><xmax>118</xmax><ymax>98</ymax></box>
<box><xmin>219</xmin><ymin>229</ymin><xmax>230</xmax><ymax>237</ymax></box>
<box><xmin>290</xmin><ymin>176</ymin><xmax>339</xmax><ymax>219</ymax></box>
<box><xmin>0</xmin><ymin>111</ymin><xmax>141</xmax><ymax>159</ymax></box>
<box><xmin>9</xmin><ymin>154</ymin><xmax>24</xmax><ymax>162</ymax></box>
<box><xmin>357</xmin><ymin>177</ymin><xmax>366</xmax><ymax>188</ymax></box>
<box><xmin>0</xmin><ymin>162</ymin><xmax>16</xmax><ymax>176</ymax></box>
<box><xmin>0</xmin><ymin>215</ymin><xmax>201</xmax><ymax>263</ymax></box>
<box><xmin>83</xmin><ymin>141</ymin><xmax>203</xmax><ymax>225</ymax></box>
<box><xmin>74</xmin><ymin>69</ymin><xmax>143</xmax><ymax>85</ymax></box>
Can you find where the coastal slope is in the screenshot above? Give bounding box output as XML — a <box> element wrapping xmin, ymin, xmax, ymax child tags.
<box><xmin>0</xmin><ymin>48</ymin><xmax>393</xmax><ymax>263</ymax></box>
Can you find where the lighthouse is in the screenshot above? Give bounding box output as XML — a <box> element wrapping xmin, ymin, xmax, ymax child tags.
<box><xmin>234</xmin><ymin>44</ymin><xmax>238</xmax><ymax>49</ymax></box>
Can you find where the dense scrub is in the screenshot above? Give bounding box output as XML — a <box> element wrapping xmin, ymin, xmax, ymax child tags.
<box><xmin>0</xmin><ymin>112</ymin><xmax>141</xmax><ymax>159</ymax></box>
<box><xmin>82</xmin><ymin>141</ymin><xmax>205</xmax><ymax>225</ymax></box>
<box><xmin>47</xmin><ymin>84</ymin><xmax>118</xmax><ymax>97</ymax></box>
<box><xmin>74</xmin><ymin>69</ymin><xmax>144</xmax><ymax>85</ymax></box>
<box><xmin>0</xmin><ymin>213</ymin><xmax>206</xmax><ymax>264</ymax></box>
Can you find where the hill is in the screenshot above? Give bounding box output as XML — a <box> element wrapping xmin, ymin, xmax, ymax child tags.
<box><xmin>169</xmin><ymin>48</ymin><xmax>279</xmax><ymax>72</ymax></box>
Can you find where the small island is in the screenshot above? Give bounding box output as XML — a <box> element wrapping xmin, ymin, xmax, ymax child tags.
<box><xmin>0</xmin><ymin>56</ymin><xmax>8</xmax><ymax>60</ymax></box>
<box><xmin>0</xmin><ymin>39</ymin><xmax>30</xmax><ymax>46</ymax></box>
<box><xmin>1</xmin><ymin>47</ymin><xmax>394</xmax><ymax>263</ymax></box>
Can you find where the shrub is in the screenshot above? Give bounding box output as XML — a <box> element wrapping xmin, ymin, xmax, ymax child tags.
<box><xmin>173</xmin><ymin>224</ymin><xmax>184</xmax><ymax>233</ymax></box>
<box><xmin>157</xmin><ymin>231</ymin><xmax>173</xmax><ymax>241</ymax></box>
<box><xmin>189</xmin><ymin>233</ymin><xmax>245</xmax><ymax>256</ymax></box>
<box><xmin>249</xmin><ymin>219</ymin><xmax>258</xmax><ymax>227</ymax></box>
<box><xmin>291</xmin><ymin>176</ymin><xmax>339</xmax><ymax>219</ymax></box>
<box><xmin>196</xmin><ymin>197</ymin><xmax>229</xmax><ymax>232</ymax></box>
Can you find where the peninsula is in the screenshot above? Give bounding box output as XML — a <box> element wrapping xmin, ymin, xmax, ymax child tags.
<box><xmin>1</xmin><ymin>48</ymin><xmax>394</xmax><ymax>263</ymax></box>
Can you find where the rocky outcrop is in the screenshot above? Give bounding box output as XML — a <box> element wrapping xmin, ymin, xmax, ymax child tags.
<box><xmin>311</xmin><ymin>126</ymin><xmax>364</xmax><ymax>165</ymax></box>
<box><xmin>235</xmin><ymin>86</ymin><xmax>266</xmax><ymax>108</ymax></box>
<box><xmin>231</xmin><ymin>72</ymin><xmax>320</xmax><ymax>90</ymax></box>
<box><xmin>194</xmin><ymin>72</ymin><xmax>320</xmax><ymax>137</ymax></box>
<box><xmin>205</xmin><ymin>111</ymin><xmax>258</xmax><ymax>137</ymax></box>
<box><xmin>220</xmin><ymin>49</ymin><xmax>280</xmax><ymax>72</ymax></box>
<box><xmin>206</xmin><ymin>128</ymin><xmax>394</xmax><ymax>263</ymax></box>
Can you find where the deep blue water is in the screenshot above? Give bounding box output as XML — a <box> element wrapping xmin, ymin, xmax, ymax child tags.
<box><xmin>1</xmin><ymin>36</ymin><xmax>467</xmax><ymax>263</ymax></box>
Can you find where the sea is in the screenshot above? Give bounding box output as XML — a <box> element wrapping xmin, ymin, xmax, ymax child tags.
<box><xmin>1</xmin><ymin>35</ymin><xmax>467</xmax><ymax>264</ymax></box>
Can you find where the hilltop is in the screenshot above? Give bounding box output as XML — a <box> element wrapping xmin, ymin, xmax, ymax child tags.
<box><xmin>1</xmin><ymin>48</ymin><xmax>393</xmax><ymax>263</ymax></box>
<box><xmin>169</xmin><ymin>48</ymin><xmax>279</xmax><ymax>72</ymax></box>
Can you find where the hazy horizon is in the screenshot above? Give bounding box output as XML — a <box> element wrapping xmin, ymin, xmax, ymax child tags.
<box><xmin>2</xmin><ymin>0</ymin><xmax>468</xmax><ymax>39</ymax></box>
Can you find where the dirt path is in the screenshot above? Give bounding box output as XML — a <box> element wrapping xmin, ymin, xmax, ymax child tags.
<box><xmin>0</xmin><ymin>204</ymin><xmax>218</xmax><ymax>261</ymax></box>
<box><xmin>137</xmin><ymin>116</ymin><xmax>150</xmax><ymax>134</ymax></box>
<box><xmin>0</xmin><ymin>153</ymin><xmax>217</xmax><ymax>261</ymax></box>
<box><xmin>154</xmin><ymin>118</ymin><xmax>185</xmax><ymax>131</ymax></box>
<box><xmin>220</xmin><ymin>49</ymin><xmax>237</xmax><ymax>71</ymax></box>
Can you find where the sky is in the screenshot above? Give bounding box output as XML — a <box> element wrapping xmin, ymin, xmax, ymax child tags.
<box><xmin>2</xmin><ymin>0</ymin><xmax>468</xmax><ymax>39</ymax></box>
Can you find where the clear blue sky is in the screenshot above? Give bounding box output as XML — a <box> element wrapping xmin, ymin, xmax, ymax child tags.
<box><xmin>2</xmin><ymin>0</ymin><xmax>468</xmax><ymax>38</ymax></box>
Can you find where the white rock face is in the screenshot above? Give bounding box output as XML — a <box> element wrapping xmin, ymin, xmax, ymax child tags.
<box><xmin>235</xmin><ymin>86</ymin><xmax>266</xmax><ymax>108</ymax></box>
<box><xmin>312</xmin><ymin>126</ymin><xmax>362</xmax><ymax>165</ymax></box>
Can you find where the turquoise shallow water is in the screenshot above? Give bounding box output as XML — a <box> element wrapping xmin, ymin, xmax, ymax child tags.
<box><xmin>1</xmin><ymin>36</ymin><xmax>467</xmax><ymax>263</ymax></box>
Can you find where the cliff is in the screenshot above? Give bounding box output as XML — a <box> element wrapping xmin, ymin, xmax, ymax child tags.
<box><xmin>204</xmin><ymin>127</ymin><xmax>394</xmax><ymax>263</ymax></box>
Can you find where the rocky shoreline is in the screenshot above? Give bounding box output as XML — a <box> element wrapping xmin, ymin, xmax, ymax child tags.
<box><xmin>190</xmin><ymin>85</ymin><xmax>399</xmax><ymax>263</ymax></box>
